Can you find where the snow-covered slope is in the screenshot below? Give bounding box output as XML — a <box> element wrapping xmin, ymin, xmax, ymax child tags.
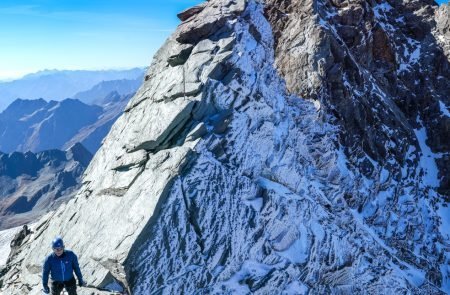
<box><xmin>0</xmin><ymin>226</ymin><xmax>21</xmax><ymax>268</ymax></box>
<box><xmin>1</xmin><ymin>0</ymin><xmax>449</xmax><ymax>294</ymax></box>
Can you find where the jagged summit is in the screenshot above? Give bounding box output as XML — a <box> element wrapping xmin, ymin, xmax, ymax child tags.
<box><xmin>1</xmin><ymin>0</ymin><xmax>449</xmax><ymax>294</ymax></box>
<box><xmin>66</xmin><ymin>143</ymin><xmax>93</xmax><ymax>167</ymax></box>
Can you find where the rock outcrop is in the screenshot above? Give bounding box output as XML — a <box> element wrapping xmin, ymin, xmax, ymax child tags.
<box><xmin>1</xmin><ymin>0</ymin><xmax>449</xmax><ymax>294</ymax></box>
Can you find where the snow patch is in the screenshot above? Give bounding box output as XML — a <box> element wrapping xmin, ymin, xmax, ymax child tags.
<box><xmin>439</xmin><ymin>101</ymin><xmax>450</xmax><ymax>117</ymax></box>
<box><xmin>336</xmin><ymin>146</ymin><xmax>351</xmax><ymax>177</ymax></box>
<box><xmin>276</xmin><ymin>224</ymin><xmax>309</xmax><ymax>264</ymax></box>
<box><xmin>0</xmin><ymin>226</ymin><xmax>21</xmax><ymax>267</ymax></box>
<box><xmin>373</xmin><ymin>2</ymin><xmax>393</xmax><ymax>18</ymax></box>
<box><xmin>409</xmin><ymin>44</ymin><xmax>421</xmax><ymax>64</ymax></box>
<box><xmin>257</xmin><ymin>177</ymin><xmax>315</xmax><ymax>203</ymax></box>
<box><xmin>380</xmin><ymin>168</ymin><xmax>390</xmax><ymax>184</ymax></box>
<box><xmin>282</xmin><ymin>281</ymin><xmax>309</xmax><ymax>294</ymax></box>
<box><xmin>390</xmin><ymin>261</ymin><xmax>426</xmax><ymax>287</ymax></box>
<box><xmin>413</xmin><ymin>124</ymin><xmax>440</xmax><ymax>187</ymax></box>
<box><xmin>398</xmin><ymin>38</ymin><xmax>421</xmax><ymax>73</ymax></box>
<box><xmin>221</xmin><ymin>261</ymin><xmax>280</xmax><ymax>293</ymax></box>
<box><xmin>441</xmin><ymin>261</ymin><xmax>450</xmax><ymax>294</ymax></box>
<box><xmin>438</xmin><ymin>204</ymin><xmax>450</xmax><ymax>240</ymax></box>
<box><xmin>103</xmin><ymin>280</ymin><xmax>124</xmax><ymax>293</ymax></box>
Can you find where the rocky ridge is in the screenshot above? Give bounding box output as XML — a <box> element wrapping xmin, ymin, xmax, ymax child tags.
<box><xmin>1</xmin><ymin>0</ymin><xmax>449</xmax><ymax>294</ymax></box>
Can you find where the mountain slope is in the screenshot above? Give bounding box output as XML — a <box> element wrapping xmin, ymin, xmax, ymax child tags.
<box><xmin>0</xmin><ymin>0</ymin><xmax>449</xmax><ymax>294</ymax></box>
<box><xmin>265</xmin><ymin>0</ymin><xmax>450</xmax><ymax>194</ymax></box>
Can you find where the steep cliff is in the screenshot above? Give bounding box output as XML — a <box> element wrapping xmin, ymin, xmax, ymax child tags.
<box><xmin>1</xmin><ymin>0</ymin><xmax>449</xmax><ymax>294</ymax></box>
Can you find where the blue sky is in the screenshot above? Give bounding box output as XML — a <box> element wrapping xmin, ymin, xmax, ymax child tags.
<box><xmin>0</xmin><ymin>0</ymin><xmax>448</xmax><ymax>80</ymax></box>
<box><xmin>0</xmin><ymin>0</ymin><xmax>202</xmax><ymax>80</ymax></box>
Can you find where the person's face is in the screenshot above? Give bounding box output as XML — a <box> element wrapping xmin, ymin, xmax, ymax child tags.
<box><xmin>53</xmin><ymin>247</ymin><xmax>64</xmax><ymax>256</ymax></box>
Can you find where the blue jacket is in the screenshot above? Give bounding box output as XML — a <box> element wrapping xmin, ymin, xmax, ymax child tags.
<box><xmin>42</xmin><ymin>250</ymin><xmax>83</xmax><ymax>286</ymax></box>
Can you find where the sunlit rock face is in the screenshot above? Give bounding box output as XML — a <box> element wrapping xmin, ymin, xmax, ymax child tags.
<box><xmin>1</xmin><ymin>0</ymin><xmax>449</xmax><ymax>294</ymax></box>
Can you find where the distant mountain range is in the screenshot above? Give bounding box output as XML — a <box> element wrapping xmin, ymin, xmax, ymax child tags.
<box><xmin>62</xmin><ymin>92</ymin><xmax>133</xmax><ymax>153</ymax></box>
<box><xmin>74</xmin><ymin>77</ymin><xmax>143</xmax><ymax>105</ymax></box>
<box><xmin>0</xmin><ymin>98</ymin><xmax>102</xmax><ymax>153</ymax></box>
<box><xmin>0</xmin><ymin>68</ymin><xmax>142</xmax><ymax>154</ymax></box>
<box><xmin>0</xmin><ymin>68</ymin><xmax>145</xmax><ymax>111</ymax></box>
<box><xmin>0</xmin><ymin>94</ymin><xmax>132</xmax><ymax>154</ymax></box>
<box><xmin>0</xmin><ymin>143</ymin><xmax>92</xmax><ymax>230</ymax></box>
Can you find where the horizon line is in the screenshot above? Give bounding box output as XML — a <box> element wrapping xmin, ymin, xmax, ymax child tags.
<box><xmin>0</xmin><ymin>66</ymin><xmax>148</xmax><ymax>82</ymax></box>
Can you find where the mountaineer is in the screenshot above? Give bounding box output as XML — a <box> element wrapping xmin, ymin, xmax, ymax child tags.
<box><xmin>42</xmin><ymin>237</ymin><xmax>85</xmax><ymax>295</ymax></box>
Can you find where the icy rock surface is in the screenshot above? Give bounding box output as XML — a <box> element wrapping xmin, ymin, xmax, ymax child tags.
<box><xmin>1</xmin><ymin>0</ymin><xmax>450</xmax><ymax>294</ymax></box>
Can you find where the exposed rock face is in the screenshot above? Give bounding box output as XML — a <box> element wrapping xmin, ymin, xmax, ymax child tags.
<box><xmin>436</xmin><ymin>4</ymin><xmax>450</xmax><ymax>59</ymax></box>
<box><xmin>1</xmin><ymin>0</ymin><xmax>449</xmax><ymax>294</ymax></box>
<box><xmin>0</xmin><ymin>143</ymin><xmax>92</xmax><ymax>230</ymax></box>
<box><xmin>177</xmin><ymin>3</ymin><xmax>207</xmax><ymax>22</ymax></box>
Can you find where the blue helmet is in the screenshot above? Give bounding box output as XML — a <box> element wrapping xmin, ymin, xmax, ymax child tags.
<box><xmin>52</xmin><ymin>237</ymin><xmax>64</xmax><ymax>249</ymax></box>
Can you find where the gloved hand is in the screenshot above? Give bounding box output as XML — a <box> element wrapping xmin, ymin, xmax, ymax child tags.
<box><xmin>78</xmin><ymin>280</ymin><xmax>86</xmax><ymax>287</ymax></box>
<box><xmin>43</xmin><ymin>286</ymin><xmax>50</xmax><ymax>294</ymax></box>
